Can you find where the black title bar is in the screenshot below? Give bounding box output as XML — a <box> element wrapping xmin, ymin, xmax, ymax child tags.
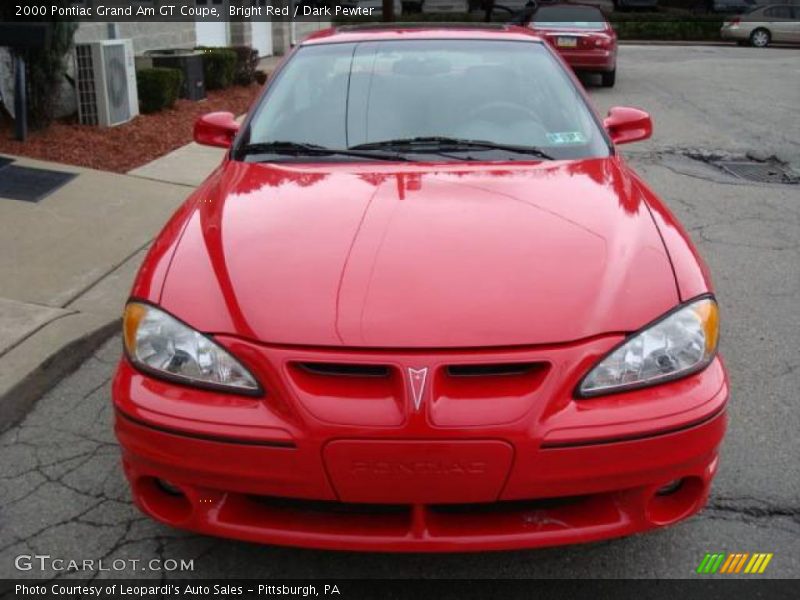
<box><xmin>1</xmin><ymin>579</ymin><xmax>799</xmax><ymax>600</ymax></box>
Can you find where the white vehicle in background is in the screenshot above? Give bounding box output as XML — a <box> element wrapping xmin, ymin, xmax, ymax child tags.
<box><xmin>422</xmin><ymin>0</ymin><xmax>470</xmax><ymax>13</ymax></box>
<box><xmin>721</xmin><ymin>3</ymin><xmax>800</xmax><ymax>46</ymax></box>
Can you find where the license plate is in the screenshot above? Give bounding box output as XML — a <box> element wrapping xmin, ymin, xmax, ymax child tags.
<box><xmin>557</xmin><ymin>37</ymin><xmax>578</xmax><ymax>48</ymax></box>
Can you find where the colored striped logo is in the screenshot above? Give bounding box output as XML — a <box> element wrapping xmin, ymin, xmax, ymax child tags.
<box><xmin>696</xmin><ymin>553</ymin><xmax>773</xmax><ymax>574</ymax></box>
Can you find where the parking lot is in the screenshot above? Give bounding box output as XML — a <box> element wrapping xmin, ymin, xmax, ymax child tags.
<box><xmin>1</xmin><ymin>44</ymin><xmax>798</xmax><ymax>579</ymax></box>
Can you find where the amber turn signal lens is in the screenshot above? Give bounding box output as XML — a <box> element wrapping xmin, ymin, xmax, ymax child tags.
<box><xmin>123</xmin><ymin>303</ymin><xmax>147</xmax><ymax>356</ymax></box>
<box><xmin>693</xmin><ymin>299</ymin><xmax>719</xmax><ymax>356</ymax></box>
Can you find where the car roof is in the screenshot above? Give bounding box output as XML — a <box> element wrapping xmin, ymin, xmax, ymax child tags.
<box><xmin>300</xmin><ymin>24</ymin><xmax>544</xmax><ymax>46</ymax></box>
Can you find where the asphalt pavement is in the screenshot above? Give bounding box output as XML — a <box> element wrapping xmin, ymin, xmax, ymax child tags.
<box><xmin>1</xmin><ymin>45</ymin><xmax>798</xmax><ymax>580</ymax></box>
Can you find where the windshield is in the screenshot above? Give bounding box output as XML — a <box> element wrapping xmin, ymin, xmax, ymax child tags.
<box><xmin>533</xmin><ymin>7</ymin><xmax>606</xmax><ymax>30</ymax></box>
<box><xmin>242</xmin><ymin>39</ymin><xmax>609</xmax><ymax>162</ymax></box>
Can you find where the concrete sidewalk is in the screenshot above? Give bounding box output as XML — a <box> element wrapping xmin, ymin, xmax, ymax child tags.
<box><xmin>0</xmin><ymin>155</ymin><xmax>194</xmax><ymax>431</ymax></box>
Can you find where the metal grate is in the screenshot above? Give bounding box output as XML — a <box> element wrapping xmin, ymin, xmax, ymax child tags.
<box><xmin>0</xmin><ymin>166</ymin><xmax>76</xmax><ymax>203</ymax></box>
<box><xmin>715</xmin><ymin>161</ymin><xmax>799</xmax><ymax>185</ymax></box>
<box><xmin>75</xmin><ymin>44</ymin><xmax>98</xmax><ymax>126</ymax></box>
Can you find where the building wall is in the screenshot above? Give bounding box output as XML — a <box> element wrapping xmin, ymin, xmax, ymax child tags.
<box><xmin>271</xmin><ymin>19</ymin><xmax>332</xmax><ymax>55</ymax></box>
<box><xmin>229</xmin><ymin>22</ymin><xmax>252</xmax><ymax>47</ymax></box>
<box><xmin>75</xmin><ymin>22</ymin><xmax>196</xmax><ymax>54</ymax></box>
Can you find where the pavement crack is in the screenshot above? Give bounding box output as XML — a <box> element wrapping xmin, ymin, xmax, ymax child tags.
<box><xmin>0</xmin><ymin>498</ymin><xmax>106</xmax><ymax>554</ymax></box>
<box><xmin>702</xmin><ymin>495</ymin><xmax>800</xmax><ymax>531</ymax></box>
<box><xmin>81</xmin><ymin>373</ymin><xmax>113</xmax><ymax>400</ymax></box>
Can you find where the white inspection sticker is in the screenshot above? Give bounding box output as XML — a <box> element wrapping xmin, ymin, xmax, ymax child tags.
<box><xmin>546</xmin><ymin>131</ymin><xmax>587</xmax><ymax>145</ymax></box>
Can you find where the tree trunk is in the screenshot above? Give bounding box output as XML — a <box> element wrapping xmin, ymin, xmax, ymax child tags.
<box><xmin>382</xmin><ymin>0</ymin><xmax>395</xmax><ymax>22</ymax></box>
<box><xmin>484</xmin><ymin>0</ymin><xmax>495</xmax><ymax>22</ymax></box>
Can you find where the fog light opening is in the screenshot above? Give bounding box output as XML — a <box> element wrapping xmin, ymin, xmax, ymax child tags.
<box><xmin>156</xmin><ymin>478</ymin><xmax>184</xmax><ymax>496</ymax></box>
<box><xmin>656</xmin><ymin>479</ymin><xmax>684</xmax><ymax>496</ymax></box>
<box><xmin>135</xmin><ymin>477</ymin><xmax>193</xmax><ymax>525</ymax></box>
<box><xmin>646</xmin><ymin>476</ymin><xmax>705</xmax><ymax>526</ymax></box>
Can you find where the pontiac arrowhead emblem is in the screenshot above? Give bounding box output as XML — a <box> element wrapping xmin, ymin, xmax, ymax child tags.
<box><xmin>407</xmin><ymin>367</ymin><xmax>428</xmax><ymax>411</ymax></box>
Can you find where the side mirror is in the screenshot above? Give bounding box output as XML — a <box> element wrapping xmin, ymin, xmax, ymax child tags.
<box><xmin>603</xmin><ymin>107</ymin><xmax>652</xmax><ymax>145</ymax></box>
<box><xmin>194</xmin><ymin>111</ymin><xmax>239</xmax><ymax>148</ymax></box>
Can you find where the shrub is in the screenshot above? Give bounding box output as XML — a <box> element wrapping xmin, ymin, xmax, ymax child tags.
<box><xmin>136</xmin><ymin>67</ymin><xmax>183</xmax><ymax>113</ymax></box>
<box><xmin>196</xmin><ymin>47</ymin><xmax>237</xmax><ymax>90</ymax></box>
<box><xmin>231</xmin><ymin>46</ymin><xmax>259</xmax><ymax>85</ymax></box>
<box><xmin>610</xmin><ymin>14</ymin><xmax>723</xmax><ymax>41</ymax></box>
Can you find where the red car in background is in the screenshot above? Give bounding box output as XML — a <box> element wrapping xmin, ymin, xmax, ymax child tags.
<box><xmin>528</xmin><ymin>4</ymin><xmax>618</xmax><ymax>87</ymax></box>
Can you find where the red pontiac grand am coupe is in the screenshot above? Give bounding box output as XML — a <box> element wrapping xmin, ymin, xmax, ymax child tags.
<box><xmin>113</xmin><ymin>25</ymin><xmax>728</xmax><ymax>552</ymax></box>
<box><xmin>528</xmin><ymin>4</ymin><xmax>618</xmax><ymax>87</ymax></box>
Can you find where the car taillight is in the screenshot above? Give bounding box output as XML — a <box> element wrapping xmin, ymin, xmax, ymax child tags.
<box><xmin>729</xmin><ymin>17</ymin><xmax>741</xmax><ymax>25</ymax></box>
<box><xmin>593</xmin><ymin>36</ymin><xmax>611</xmax><ymax>48</ymax></box>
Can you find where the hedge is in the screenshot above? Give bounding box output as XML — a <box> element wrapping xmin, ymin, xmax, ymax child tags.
<box><xmin>231</xmin><ymin>46</ymin><xmax>260</xmax><ymax>85</ymax></box>
<box><xmin>612</xmin><ymin>18</ymin><xmax>722</xmax><ymax>41</ymax></box>
<box><xmin>196</xmin><ymin>47</ymin><xmax>237</xmax><ymax>90</ymax></box>
<box><xmin>136</xmin><ymin>67</ymin><xmax>183</xmax><ymax>114</ymax></box>
<box><xmin>609</xmin><ymin>12</ymin><xmax>723</xmax><ymax>40</ymax></box>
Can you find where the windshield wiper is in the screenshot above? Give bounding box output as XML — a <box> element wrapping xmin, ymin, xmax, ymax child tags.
<box><xmin>238</xmin><ymin>141</ymin><xmax>407</xmax><ymax>162</ymax></box>
<box><xmin>350</xmin><ymin>137</ymin><xmax>554</xmax><ymax>160</ymax></box>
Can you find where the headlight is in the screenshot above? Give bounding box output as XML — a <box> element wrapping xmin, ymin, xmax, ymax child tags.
<box><xmin>578</xmin><ymin>297</ymin><xmax>719</xmax><ymax>397</ymax></box>
<box><xmin>122</xmin><ymin>302</ymin><xmax>260</xmax><ymax>394</ymax></box>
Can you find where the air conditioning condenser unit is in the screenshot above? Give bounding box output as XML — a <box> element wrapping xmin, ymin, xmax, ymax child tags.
<box><xmin>75</xmin><ymin>39</ymin><xmax>139</xmax><ymax>127</ymax></box>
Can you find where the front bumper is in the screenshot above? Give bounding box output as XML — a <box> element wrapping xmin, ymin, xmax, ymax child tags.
<box><xmin>113</xmin><ymin>336</ymin><xmax>728</xmax><ymax>552</ymax></box>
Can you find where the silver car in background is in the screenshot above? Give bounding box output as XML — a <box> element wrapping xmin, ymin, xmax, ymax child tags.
<box><xmin>721</xmin><ymin>4</ymin><xmax>800</xmax><ymax>46</ymax></box>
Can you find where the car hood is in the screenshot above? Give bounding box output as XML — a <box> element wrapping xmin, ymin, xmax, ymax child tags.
<box><xmin>159</xmin><ymin>158</ymin><xmax>678</xmax><ymax>348</ymax></box>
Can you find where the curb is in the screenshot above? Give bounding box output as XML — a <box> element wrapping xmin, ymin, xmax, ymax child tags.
<box><xmin>619</xmin><ymin>40</ymin><xmax>798</xmax><ymax>48</ymax></box>
<box><xmin>619</xmin><ymin>40</ymin><xmax>731</xmax><ymax>46</ymax></box>
<box><xmin>0</xmin><ymin>316</ymin><xmax>120</xmax><ymax>434</ymax></box>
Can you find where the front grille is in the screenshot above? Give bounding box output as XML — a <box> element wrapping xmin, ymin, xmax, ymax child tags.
<box><xmin>247</xmin><ymin>494</ymin><xmax>588</xmax><ymax>516</ymax></box>
<box><xmin>298</xmin><ymin>362</ymin><xmax>390</xmax><ymax>378</ymax></box>
<box><xmin>429</xmin><ymin>496</ymin><xmax>586</xmax><ymax>515</ymax></box>
<box><xmin>446</xmin><ymin>363</ymin><xmax>543</xmax><ymax>377</ymax></box>
<box><xmin>284</xmin><ymin>352</ymin><xmax>552</xmax><ymax>427</ymax></box>
<box><xmin>211</xmin><ymin>486</ymin><xmax>633</xmax><ymax>548</ymax></box>
<box><xmin>249</xmin><ymin>495</ymin><xmax>409</xmax><ymax>516</ymax></box>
